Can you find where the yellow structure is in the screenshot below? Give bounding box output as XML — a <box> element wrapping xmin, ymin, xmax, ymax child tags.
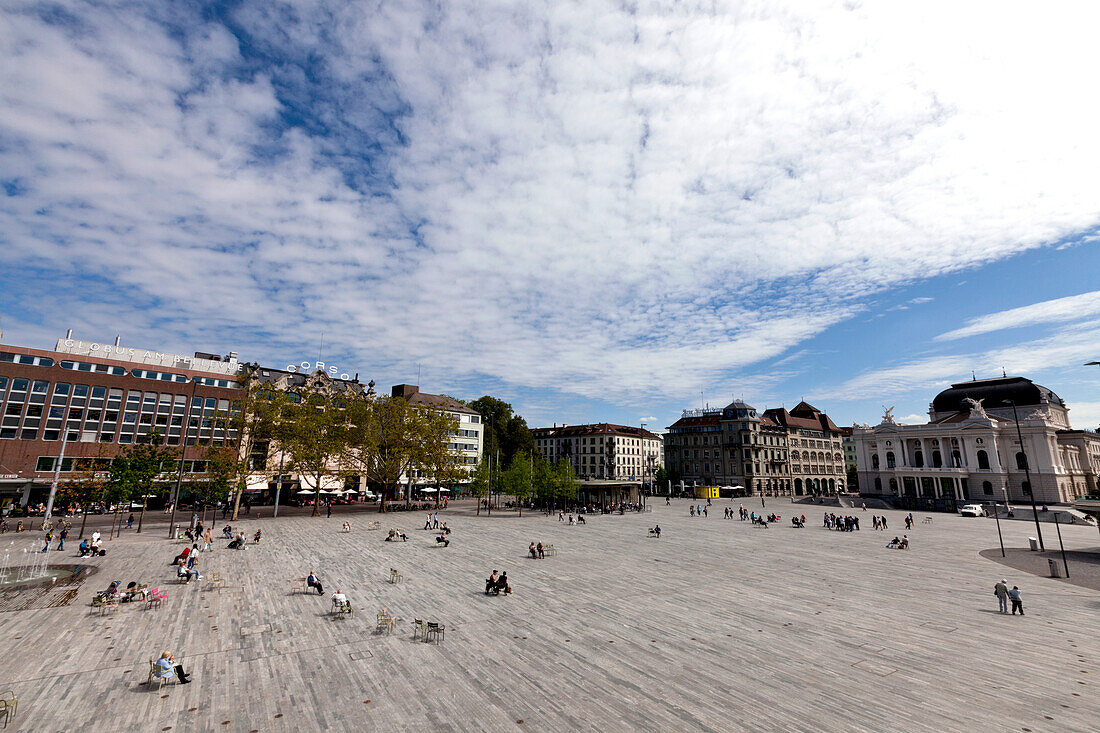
<box><xmin>695</xmin><ymin>486</ymin><xmax>720</xmax><ymax>499</ymax></box>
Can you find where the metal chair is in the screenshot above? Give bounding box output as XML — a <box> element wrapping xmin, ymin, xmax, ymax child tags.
<box><xmin>425</xmin><ymin>622</ymin><xmax>445</xmax><ymax>644</ymax></box>
<box><xmin>412</xmin><ymin>618</ymin><xmax>426</xmax><ymax>640</ymax></box>
<box><xmin>389</xmin><ymin>568</ymin><xmax>403</xmax><ymax>584</ymax></box>
<box><xmin>0</xmin><ymin>690</ymin><xmax>17</xmax><ymax>729</ymax></box>
<box><xmin>146</xmin><ymin>588</ymin><xmax>167</xmax><ymax>611</ymax></box>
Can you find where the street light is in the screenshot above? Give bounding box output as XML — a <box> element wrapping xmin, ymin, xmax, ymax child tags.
<box><xmin>1008</xmin><ymin>399</ymin><xmax>1044</xmax><ymax>551</ymax></box>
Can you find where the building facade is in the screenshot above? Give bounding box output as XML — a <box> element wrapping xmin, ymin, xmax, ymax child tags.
<box><xmin>663</xmin><ymin>400</ymin><xmax>843</xmax><ymax>496</ymax></box>
<box><xmin>0</xmin><ymin>335</ymin><xmax>243</xmax><ymax>511</ymax></box>
<box><xmin>531</xmin><ymin>423</ymin><xmax>663</xmax><ymax>484</ymax></box>
<box><xmin>852</xmin><ymin>376</ymin><xmax>1100</xmax><ymax>508</ymax></box>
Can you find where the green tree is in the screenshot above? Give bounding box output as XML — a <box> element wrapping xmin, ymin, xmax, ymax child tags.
<box><xmin>502</xmin><ymin>451</ymin><xmax>534</xmax><ymax>516</ymax></box>
<box><xmin>552</xmin><ymin>460</ymin><xmax>579</xmax><ymax>509</ymax></box>
<box><xmin>223</xmin><ymin>373</ymin><xmax>285</xmax><ymax>522</ymax></box>
<box><xmin>280</xmin><ymin>391</ymin><xmax>353</xmax><ymax>517</ymax></box>
<box><xmin>532</xmin><ymin>453</ymin><xmax>556</xmax><ymax>513</ymax></box>
<box><xmin>466</xmin><ymin>396</ymin><xmax>535</xmax><ymax>468</ymax></box>
<box><xmin>468</xmin><ymin>455</ymin><xmax>492</xmax><ymax>516</ymax></box>
<box><xmin>108</xmin><ymin>434</ymin><xmax>175</xmax><ymax>534</ymax></box>
<box><xmin>345</xmin><ymin>395</ymin><xmax>423</xmax><ymax>513</ymax></box>
<box><xmin>417</xmin><ymin>407</ymin><xmax>464</xmax><ymax>509</ymax></box>
<box><xmin>654</xmin><ymin>466</ymin><xmax>669</xmax><ymax>493</ymax></box>
<box><xmin>57</xmin><ymin>453</ymin><xmax>110</xmax><ymax>539</ymax></box>
<box><xmin>193</xmin><ymin>446</ymin><xmax>236</xmax><ymax>525</ymax></box>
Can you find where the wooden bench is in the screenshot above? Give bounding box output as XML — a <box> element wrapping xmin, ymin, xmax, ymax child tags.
<box><xmin>388</xmin><ymin>568</ymin><xmax>403</xmax><ymax>584</ymax></box>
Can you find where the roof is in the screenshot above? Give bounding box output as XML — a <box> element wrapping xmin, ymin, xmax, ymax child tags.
<box><xmin>762</xmin><ymin>405</ymin><xmax>840</xmax><ymax>433</ymax></box>
<box><xmin>249</xmin><ymin>367</ymin><xmax>364</xmax><ymax>395</ymax></box>
<box><xmin>391</xmin><ymin>384</ymin><xmax>478</xmax><ymax>414</ymax></box>
<box><xmin>667</xmin><ymin>414</ymin><xmax>722</xmax><ymax>430</ymax></box>
<box><xmin>532</xmin><ymin>423</ymin><xmax>661</xmax><ymax>440</ymax></box>
<box><xmin>932</xmin><ymin>377</ymin><xmax>1063</xmax><ymax>413</ymax></box>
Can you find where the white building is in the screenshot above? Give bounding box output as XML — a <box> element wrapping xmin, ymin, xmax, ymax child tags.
<box><xmin>532</xmin><ymin>423</ymin><xmax>663</xmax><ymax>484</ymax></box>
<box><xmin>853</xmin><ymin>376</ymin><xmax>1100</xmax><ymax>507</ymax></box>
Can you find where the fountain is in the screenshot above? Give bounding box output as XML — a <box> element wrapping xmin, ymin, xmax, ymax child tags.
<box><xmin>0</xmin><ymin>538</ymin><xmax>76</xmax><ymax>589</ymax></box>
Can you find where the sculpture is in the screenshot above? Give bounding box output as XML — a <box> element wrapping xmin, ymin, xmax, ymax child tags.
<box><xmin>881</xmin><ymin>406</ymin><xmax>896</xmax><ymax>424</ymax></box>
<box><xmin>962</xmin><ymin>397</ymin><xmax>987</xmax><ymax>417</ymax></box>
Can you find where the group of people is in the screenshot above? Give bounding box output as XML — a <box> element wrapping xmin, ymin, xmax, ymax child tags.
<box><xmin>78</xmin><ymin>530</ymin><xmax>104</xmax><ymax>557</ymax></box>
<box><xmin>41</xmin><ymin>525</ymin><xmax>69</xmax><ymax>552</ymax></box>
<box><xmin>484</xmin><ymin>570</ymin><xmax>512</xmax><ymax>595</ymax></box>
<box><xmin>172</xmin><ymin>544</ymin><xmax>203</xmax><ymax>582</ymax></box>
<box><xmin>556</xmin><ymin>512</ymin><xmax>586</xmax><ymax>525</ymax></box>
<box><xmin>528</xmin><ymin>541</ymin><xmax>547</xmax><ymax>558</ymax></box>
<box><xmin>823</xmin><ymin>513</ymin><xmax>860</xmax><ymax>531</ymax></box>
<box><xmin>689</xmin><ymin>504</ymin><xmax>709</xmax><ymax>517</ymax></box>
<box><xmin>870</xmin><ymin>515</ymin><xmax>890</xmax><ymax>531</ymax></box>
<box><xmin>96</xmin><ymin>580</ymin><xmax>148</xmax><ymax>603</ymax></box>
<box><xmin>993</xmin><ymin>579</ymin><xmax>1024</xmax><ymax>615</ymax></box>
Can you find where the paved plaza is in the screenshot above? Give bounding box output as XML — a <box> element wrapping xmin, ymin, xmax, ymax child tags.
<box><xmin>1</xmin><ymin>499</ymin><xmax>1098</xmax><ymax>732</ymax></box>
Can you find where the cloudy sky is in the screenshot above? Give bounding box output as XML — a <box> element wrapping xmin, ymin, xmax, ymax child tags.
<box><xmin>2</xmin><ymin>0</ymin><xmax>1099</xmax><ymax>431</ymax></box>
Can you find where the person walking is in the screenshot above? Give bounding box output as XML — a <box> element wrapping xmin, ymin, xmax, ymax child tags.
<box><xmin>994</xmin><ymin>579</ymin><xmax>1010</xmax><ymax>614</ymax></box>
<box><xmin>702</xmin><ymin>506</ymin><xmax>708</xmax><ymax>518</ymax></box>
<box><xmin>327</xmin><ymin>501</ymin><xmax>332</xmax><ymax>518</ymax></box>
<box><xmin>1008</xmin><ymin>586</ymin><xmax>1024</xmax><ymax>615</ymax></box>
<box><xmin>42</xmin><ymin>530</ymin><xmax>53</xmax><ymax>553</ymax></box>
<box><xmin>58</xmin><ymin>526</ymin><xmax>68</xmax><ymax>551</ymax></box>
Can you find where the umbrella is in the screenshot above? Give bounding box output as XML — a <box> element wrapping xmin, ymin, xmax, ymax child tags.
<box><xmin>420</xmin><ymin>488</ymin><xmax>437</xmax><ymax>493</ymax></box>
<box><xmin>438</xmin><ymin>488</ymin><xmax>451</xmax><ymax>492</ymax></box>
<box><xmin>296</xmin><ymin>489</ymin><xmax>314</xmax><ymax>495</ymax></box>
<box><xmin>343</xmin><ymin>488</ymin><xmax>359</xmax><ymax>494</ymax></box>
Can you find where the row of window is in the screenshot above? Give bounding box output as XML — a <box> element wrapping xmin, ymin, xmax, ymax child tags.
<box><xmin>1</xmin><ymin>352</ymin><xmax>240</xmax><ymax>387</ymax></box>
<box><xmin>34</xmin><ymin>456</ymin><xmax>212</xmax><ymax>473</ymax></box>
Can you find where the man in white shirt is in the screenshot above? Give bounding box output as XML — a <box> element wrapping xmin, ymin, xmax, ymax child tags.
<box><xmin>331</xmin><ymin>589</ymin><xmax>348</xmax><ymax>611</ymax></box>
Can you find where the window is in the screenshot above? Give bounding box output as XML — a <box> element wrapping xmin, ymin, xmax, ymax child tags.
<box><xmin>11</xmin><ymin>379</ymin><xmax>28</xmax><ymax>392</ymax></box>
<box><xmin>871</xmin><ymin>454</ymin><xmax>880</xmax><ymax>470</ymax></box>
<box><xmin>977</xmin><ymin>450</ymin><xmax>990</xmax><ymax>470</ymax></box>
<box><xmin>982</xmin><ymin>480</ymin><xmax>993</xmax><ymax>495</ymax></box>
<box><xmin>1016</xmin><ymin>452</ymin><xmax>1028</xmax><ymax>470</ymax></box>
<box><xmin>932</xmin><ymin>450</ymin><xmax>942</xmax><ymax>468</ymax></box>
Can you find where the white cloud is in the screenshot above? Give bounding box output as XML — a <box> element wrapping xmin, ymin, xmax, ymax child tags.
<box><xmin>0</xmin><ymin>1</ymin><xmax>1098</xmax><ymax>409</ymax></box>
<box><xmin>896</xmin><ymin>414</ymin><xmax>928</xmax><ymax>425</ymax></box>
<box><xmin>937</xmin><ymin>290</ymin><xmax>1100</xmax><ymax>341</ymax></box>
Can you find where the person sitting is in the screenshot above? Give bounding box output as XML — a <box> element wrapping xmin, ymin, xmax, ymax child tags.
<box><xmin>898</xmin><ymin>535</ymin><xmax>909</xmax><ymax>550</ymax></box>
<box><xmin>227</xmin><ymin>534</ymin><xmax>244</xmax><ymax>550</ymax></box>
<box><xmin>307</xmin><ymin>571</ymin><xmax>324</xmax><ymax>595</ymax></box>
<box><xmin>342</xmin><ymin>521</ymin><xmax>351</xmax><ymax>533</ymax></box>
<box><xmin>79</xmin><ymin>539</ymin><xmax>91</xmax><ymax>557</ymax></box>
<box><xmin>253</xmin><ymin>529</ymin><xmax>262</xmax><ymax>544</ymax></box>
<box><xmin>185</xmin><ymin>560</ymin><xmax>201</xmax><ymax>583</ymax></box>
<box><xmin>529</xmin><ymin>542</ymin><xmax>537</xmax><ymax>559</ymax></box>
<box><xmin>886</xmin><ymin>536</ymin><xmax>901</xmax><ymax>548</ymax></box>
<box><xmin>331</xmin><ymin>589</ymin><xmax>349</xmax><ymax>612</ymax></box>
<box><xmin>440</xmin><ymin>522</ymin><xmax>451</xmax><ymax>535</ymax></box>
<box><xmin>497</xmin><ymin>571</ymin><xmax>512</xmax><ymax>595</ymax></box>
<box><xmin>222</xmin><ymin>525</ymin><xmax>233</xmax><ymax>539</ymax></box>
<box><xmin>172</xmin><ymin>545</ymin><xmax>194</xmax><ymax>565</ymax></box>
<box><xmin>177</xmin><ymin>560</ymin><xmax>189</xmax><ymax>581</ymax></box>
<box><xmin>155</xmin><ymin>651</ymin><xmax>190</xmax><ymax>684</ymax></box>
<box><xmin>537</xmin><ymin>541</ymin><xmax>545</xmax><ymax>558</ymax></box>
<box><xmin>577</xmin><ymin>515</ymin><xmax>586</xmax><ymax>525</ymax></box>
<box><xmin>485</xmin><ymin>570</ymin><xmax>499</xmax><ymax>595</ymax></box>
<box><xmin>653</xmin><ymin>525</ymin><xmax>661</xmax><ymax>538</ymax></box>
<box><xmin>435</xmin><ymin>534</ymin><xmax>450</xmax><ymax>547</ymax></box>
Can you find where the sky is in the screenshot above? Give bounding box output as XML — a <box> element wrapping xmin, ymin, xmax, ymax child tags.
<box><xmin>1</xmin><ymin>0</ymin><xmax>1099</xmax><ymax>433</ymax></box>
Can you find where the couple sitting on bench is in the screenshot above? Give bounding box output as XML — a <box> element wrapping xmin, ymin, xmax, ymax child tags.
<box><xmin>485</xmin><ymin>570</ymin><xmax>512</xmax><ymax>595</ymax></box>
<box><xmin>386</xmin><ymin>529</ymin><xmax>408</xmax><ymax>542</ymax></box>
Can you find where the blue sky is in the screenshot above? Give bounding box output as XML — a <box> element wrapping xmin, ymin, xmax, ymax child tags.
<box><xmin>1</xmin><ymin>0</ymin><xmax>1099</xmax><ymax>434</ymax></box>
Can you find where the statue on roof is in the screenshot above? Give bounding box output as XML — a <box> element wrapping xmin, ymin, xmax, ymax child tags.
<box><xmin>880</xmin><ymin>406</ymin><xmax>896</xmax><ymax>425</ymax></box>
<box><xmin>366</xmin><ymin>379</ymin><xmax>376</xmax><ymax>398</ymax></box>
<box><xmin>962</xmin><ymin>397</ymin><xmax>987</xmax><ymax>418</ymax></box>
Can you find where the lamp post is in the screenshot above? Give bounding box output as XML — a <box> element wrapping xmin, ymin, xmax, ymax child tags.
<box><xmin>168</xmin><ymin>379</ymin><xmax>200</xmax><ymax>538</ymax></box>
<box><xmin>1008</xmin><ymin>400</ymin><xmax>1044</xmax><ymax>551</ymax></box>
<box><xmin>43</xmin><ymin>404</ymin><xmax>73</xmax><ymax>526</ymax></box>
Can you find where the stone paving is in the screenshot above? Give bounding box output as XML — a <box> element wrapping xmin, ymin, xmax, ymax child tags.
<box><xmin>0</xmin><ymin>498</ymin><xmax>1098</xmax><ymax>732</ymax></box>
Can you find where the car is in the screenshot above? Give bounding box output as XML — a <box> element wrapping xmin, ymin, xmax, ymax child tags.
<box><xmin>959</xmin><ymin>504</ymin><xmax>987</xmax><ymax>517</ymax></box>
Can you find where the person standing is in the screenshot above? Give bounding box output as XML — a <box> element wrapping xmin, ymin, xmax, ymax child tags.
<box><xmin>994</xmin><ymin>579</ymin><xmax>1010</xmax><ymax>614</ymax></box>
<box><xmin>1008</xmin><ymin>586</ymin><xmax>1024</xmax><ymax>615</ymax></box>
<box><xmin>42</xmin><ymin>530</ymin><xmax>53</xmax><ymax>553</ymax></box>
<box><xmin>58</xmin><ymin>526</ymin><xmax>68</xmax><ymax>551</ymax></box>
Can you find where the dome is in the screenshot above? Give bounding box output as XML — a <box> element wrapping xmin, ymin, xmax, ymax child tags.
<box><xmin>931</xmin><ymin>377</ymin><xmax>1063</xmax><ymax>413</ymax></box>
<box><xmin>722</xmin><ymin>400</ymin><xmax>758</xmax><ymax>420</ymax></box>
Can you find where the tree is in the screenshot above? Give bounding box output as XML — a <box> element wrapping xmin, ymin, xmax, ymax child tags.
<box><xmin>552</xmin><ymin>460</ymin><xmax>579</xmax><ymax>509</ymax></box>
<box><xmin>468</xmin><ymin>455</ymin><xmax>492</xmax><ymax>516</ymax></box>
<box><xmin>532</xmin><ymin>453</ymin><xmax>556</xmax><ymax>513</ymax></box>
<box><xmin>502</xmin><ymin>451</ymin><xmax>534</xmax><ymax>516</ymax></box>
<box><xmin>108</xmin><ymin>435</ymin><xmax>175</xmax><ymax>535</ymax></box>
<box><xmin>280</xmin><ymin>390</ymin><xmax>353</xmax><ymax>517</ymax></box>
<box><xmin>224</xmin><ymin>374</ymin><xmax>285</xmax><ymax>522</ymax></box>
<box><xmin>193</xmin><ymin>446</ymin><xmax>236</xmax><ymax>526</ymax></box>
<box><xmin>654</xmin><ymin>467</ymin><xmax>669</xmax><ymax>493</ymax></box>
<box><xmin>345</xmin><ymin>395</ymin><xmax>425</xmax><ymax>513</ymax></box>
<box><xmin>417</xmin><ymin>407</ymin><xmax>464</xmax><ymax>509</ymax></box>
<box><xmin>57</xmin><ymin>454</ymin><xmax>110</xmax><ymax>539</ymax></box>
<box><xmin>466</xmin><ymin>395</ymin><xmax>535</xmax><ymax>469</ymax></box>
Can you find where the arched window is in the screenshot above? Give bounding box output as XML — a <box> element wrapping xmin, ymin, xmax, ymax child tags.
<box><xmin>982</xmin><ymin>480</ymin><xmax>993</xmax><ymax>495</ymax></box>
<box><xmin>914</xmin><ymin>450</ymin><xmax>924</xmax><ymax>467</ymax></box>
<box><xmin>932</xmin><ymin>450</ymin><xmax>942</xmax><ymax>468</ymax></box>
<box><xmin>1022</xmin><ymin>480</ymin><xmax>1031</xmax><ymax>495</ymax></box>
<box><xmin>874</xmin><ymin>477</ymin><xmax>882</xmax><ymax>492</ymax></box>
<box><xmin>951</xmin><ymin>450</ymin><xmax>961</xmax><ymax>467</ymax></box>
<box><xmin>886</xmin><ymin>451</ymin><xmax>896</xmax><ymax>469</ymax></box>
<box><xmin>889</xmin><ymin>478</ymin><xmax>898</xmax><ymax>493</ymax></box>
<box><xmin>1016</xmin><ymin>452</ymin><xmax>1028</xmax><ymax>470</ymax></box>
<box><xmin>794</xmin><ymin>478</ymin><xmax>803</xmax><ymax>495</ymax></box>
<box><xmin>828</xmin><ymin>478</ymin><xmax>836</xmax><ymax>491</ymax></box>
<box><xmin>872</xmin><ymin>454</ymin><xmax>880</xmax><ymax>469</ymax></box>
<box><xmin>977</xmin><ymin>450</ymin><xmax>990</xmax><ymax>470</ymax></box>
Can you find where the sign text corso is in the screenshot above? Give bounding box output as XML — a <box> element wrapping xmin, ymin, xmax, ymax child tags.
<box><xmin>286</xmin><ymin>361</ymin><xmax>352</xmax><ymax>380</ymax></box>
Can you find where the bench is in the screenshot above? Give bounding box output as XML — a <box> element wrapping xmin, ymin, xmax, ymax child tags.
<box><xmin>388</xmin><ymin>568</ymin><xmax>403</xmax><ymax>584</ymax></box>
